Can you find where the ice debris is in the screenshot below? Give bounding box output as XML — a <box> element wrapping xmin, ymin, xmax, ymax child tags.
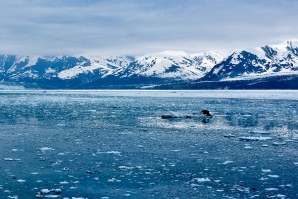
<box><xmin>239</xmin><ymin>136</ymin><xmax>272</xmax><ymax>141</ymax></box>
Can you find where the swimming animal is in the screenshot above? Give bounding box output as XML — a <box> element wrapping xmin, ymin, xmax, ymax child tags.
<box><xmin>161</xmin><ymin>110</ymin><xmax>213</xmax><ymax>119</ymax></box>
<box><xmin>161</xmin><ymin>115</ymin><xmax>177</xmax><ymax>119</ymax></box>
<box><xmin>200</xmin><ymin>110</ymin><xmax>212</xmax><ymax>117</ymax></box>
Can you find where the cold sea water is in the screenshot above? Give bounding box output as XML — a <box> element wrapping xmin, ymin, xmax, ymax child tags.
<box><xmin>0</xmin><ymin>90</ymin><xmax>297</xmax><ymax>199</ymax></box>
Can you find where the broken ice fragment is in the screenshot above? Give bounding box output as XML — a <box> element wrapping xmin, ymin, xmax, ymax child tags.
<box><xmin>239</xmin><ymin>137</ymin><xmax>272</xmax><ymax>141</ymax></box>
<box><xmin>222</xmin><ymin>161</ymin><xmax>233</xmax><ymax>165</ymax></box>
<box><xmin>272</xmin><ymin>142</ymin><xmax>286</xmax><ymax>146</ymax></box>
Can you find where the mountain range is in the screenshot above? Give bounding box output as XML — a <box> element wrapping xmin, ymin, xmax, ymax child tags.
<box><xmin>1</xmin><ymin>40</ymin><xmax>298</xmax><ymax>89</ymax></box>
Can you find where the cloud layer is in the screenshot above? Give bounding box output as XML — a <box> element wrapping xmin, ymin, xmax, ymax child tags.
<box><xmin>0</xmin><ymin>0</ymin><xmax>298</xmax><ymax>56</ymax></box>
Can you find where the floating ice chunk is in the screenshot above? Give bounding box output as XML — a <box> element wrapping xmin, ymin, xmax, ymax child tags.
<box><xmin>86</xmin><ymin>170</ymin><xmax>96</xmax><ymax>174</ymax></box>
<box><xmin>107</xmin><ymin>178</ymin><xmax>121</xmax><ymax>182</ymax></box>
<box><xmin>222</xmin><ymin>161</ymin><xmax>233</xmax><ymax>165</ymax></box>
<box><xmin>54</xmin><ymin>189</ymin><xmax>62</xmax><ymax>193</ymax></box>
<box><xmin>262</xmin><ymin>169</ymin><xmax>272</xmax><ymax>173</ymax></box>
<box><xmin>44</xmin><ymin>195</ymin><xmax>60</xmax><ymax>198</ymax></box>
<box><xmin>268</xmin><ymin>175</ymin><xmax>279</xmax><ymax>178</ymax></box>
<box><xmin>232</xmin><ymin>185</ymin><xmax>249</xmax><ymax>192</ymax></box>
<box><xmin>41</xmin><ymin>189</ymin><xmax>51</xmax><ymax>194</ymax></box>
<box><xmin>294</xmin><ymin>162</ymin><xmax>298</xmax><ymax>166</ymax></box>
<box><xmin>40</xmin><ymin>147</ymin><xmax>55</xmax><ymax>152</ymax></box>
<box><xmin>244</xmin><ymin>144</ymin><xmax>253</xmax><ymax>149</ymax></box>
<box><xmin>239</xmin><ymin>136</ymin><xmax>272</xmax><ymax>141</ymax></box>
<box><xmin>276</xmin><ymin>194</ymin><xmax>286</xmax><ymax>198</ymax></box>
<box><xmin>171</xmin><ymin>149</ymin><xmax>181</xmax><ymax>152</ymax></box>
<box><xmin>59</xmin><ymin>181</ymin><xmax>69</xmax><ymax>184</ymax></box>
<box><xmin>272</xmin><ymin>142</ymin><xmax>286</xmax><ymax>146</ymax></box>
<box><xmin>194</xmin><ymin>177</ymin><xmax>211</xmax><ymax>182</ymax></box>
<box><xmin>7</xmin><ymin>196</ymin><xmax>18</xmax><ymax>199</ymax></box>
<box><xmin>265</xmin><ymin>188</ymin><xmax>279</xmax><ymax>191</ymax></box>
<box><xmin>250</xmin><ymin>130</ymin><xmax>270</xmax><ymax>135</ymax></box>
<box><xmin>224</xmin><ymin>134</ymin><xmax>236</xmax><ymax>138</ymax></box>
<box><xmin>118</xmin><ymin>166</ymin><xmax>134</xmax><ymax>170</ymax></box>
<box><xmin>17</xmin><ymin>179</ymin><xmax>26</xmax><ymax>183</ymax></box>
<box><xmin>37</xmin><ymin>188</ymin><xmax>62</xmax><ymax>198</ymax></box>
<box><xmin>259</xmin><ymin>177</ymin><xmax>268</xmax><ymax>181</ymax></box>
<box><xmin>106</xmin><ymin>151</ymin><xmax>121</xmax><ymax>155</ymax></box>
<box><xmin>3</xmin><ymin>158</ymin><xmax>14</xmax><ymax>161</ymax></box>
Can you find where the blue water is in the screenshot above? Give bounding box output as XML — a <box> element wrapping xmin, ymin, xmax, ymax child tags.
<box><xmin>0</xmin><ymin>90</ymin><xmax>297</xmax><ymax>199</ymax></box>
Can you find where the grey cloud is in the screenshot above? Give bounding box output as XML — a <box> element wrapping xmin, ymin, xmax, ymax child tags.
<box><xmin>0</xmin><ymin>0</ymin><xmax>297</xmax><ymax>56</ymax></box>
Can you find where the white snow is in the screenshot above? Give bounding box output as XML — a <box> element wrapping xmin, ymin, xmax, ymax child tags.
<box><xmin>1</xmin><ymin>39</ymin><xmax>298</xmax><ymax>83</ymax></box>
<box><xmin>58</xmin><ymin>55</ymin><xmax>131</xmax><ymax>79</ymax></box>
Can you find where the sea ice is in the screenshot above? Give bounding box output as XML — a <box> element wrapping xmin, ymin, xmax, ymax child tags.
<box><xmin>222</xmin><ymin>161</ymin><xmax>233</xmax><ymax>165</ymax></box>
<box><xmin>239</xmin><ymin>136</ymin><xmax>272</xmax><ymax>141</ymax></box>
<box><xmin>268</xmin><ymin>175</ymin><xmax>280</xmax><ymax>178</ymax></box>
<box><xmin>193</xmin><ymin>177</ymin><xmax>211</xmax><ymax>182</ymax></box>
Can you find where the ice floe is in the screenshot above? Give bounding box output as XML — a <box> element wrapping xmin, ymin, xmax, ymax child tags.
<box><xmin>239</xmin><ymin>136</ymin><xmax>272</xmax><ymax>141</ymax></box>
<box><xmin>272</xmin><ymin>142</ymin><xmax>286</xmax><ymax>146</ymax></box>
<box><xmin>268</xmin><ymin>174</ymin><xmax>280</xmax><ymax>178</ymax></box>
<box><xmin>222</xmin><ymin>161</ymin><xmax>234</xmax><ymax>165</ymax></box>
<box><xmin>193</xmin><ymin>177</ymin><xmax>211</xmax><ymax>182</ymax></box>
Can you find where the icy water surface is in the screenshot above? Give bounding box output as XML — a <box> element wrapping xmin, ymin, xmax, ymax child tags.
<box><xmin>0</xmin><ymin>90</ymin><xmax>297</xmax><ymax>199</ymax></box>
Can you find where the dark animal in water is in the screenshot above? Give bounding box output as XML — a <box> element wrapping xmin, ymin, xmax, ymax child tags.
<box><xmin>161</xmin><ymin>110</ymin><xmax>213</xmax><ymax>119</ymax></box>
<box><xmin>161</xmin><ymin>115</ymin><xmax>177</xmax><ymax>119</ymax></box>
<box><xmin>201</xmin><ymin>110</ymin><xmax>212</xmax><ymax>117</ymax></box>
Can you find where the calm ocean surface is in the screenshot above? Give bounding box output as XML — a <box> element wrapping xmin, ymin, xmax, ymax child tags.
<box><xmin>0</xmin><ymin>90</ymin><xmax>297</xmax><ymax>199</ymax></box>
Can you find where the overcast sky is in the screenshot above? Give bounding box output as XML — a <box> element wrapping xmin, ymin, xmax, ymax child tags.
<box><xmin>0</xmin><ymin>0</ymin><xmax>297</xmax><ymax>56</ymax></box>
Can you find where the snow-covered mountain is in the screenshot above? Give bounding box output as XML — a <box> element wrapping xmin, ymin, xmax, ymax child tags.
<box><xmin>116</xmin><ymin>51</ymin><xmax>224</xmax><ymax>80</ymax></box>
<box><xmin>0</xmin><ymin>40</ymin><xmax>298</xmax><ymax>89</ymax></box>
<box><xmin>203</xmin><ymin>40</ymin><xmax>298</xmax><ymax>81</ymax></box>
<box><xmin>0</xmin><ymin>51</ymin><xmax>224</xmax><ymax>87</ymax></box>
